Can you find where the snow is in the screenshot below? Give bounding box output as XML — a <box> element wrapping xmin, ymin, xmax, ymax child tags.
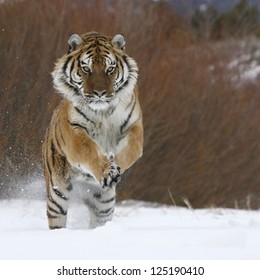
<box><xmin>0</xmin><ymin>198</ymin><xmax>260</xmax><ymax>260</ymax></box>
<box><xmin>228</xmin><ymin>55</ymin><xmax>260</xmax><ymax>84</ymax></box>
<box><xmin>240</xmin><ymin>63</ymin><xmax>260</xmax><ymax>81</ymax></box>
<box><xmin>226</xmin><ymin>39</ymin><xmax>260</xmax><ymax>86</ymax></box>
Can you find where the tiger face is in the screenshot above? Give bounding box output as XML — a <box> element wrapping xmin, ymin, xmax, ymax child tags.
<box><xmin>52</xmin><ymin>32</ymin><xmax>138</xmax><ymax>111</ymax></box>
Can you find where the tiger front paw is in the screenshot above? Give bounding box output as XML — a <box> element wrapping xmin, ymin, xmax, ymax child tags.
<box><xmin>101</xmin><ymin>154</ymin><xmax>121</xmax><ymax>190</ymax></box>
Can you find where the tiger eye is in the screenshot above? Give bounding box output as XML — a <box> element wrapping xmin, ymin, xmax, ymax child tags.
<box><xmin>107</xmin><ymin>66</ymin><xmax>115</xmax><ymax>74</ymax></box>
<box><xmin>82</xmin><ymin>66</ymin><xmax>91</xmax><ymax>74</ymax></box>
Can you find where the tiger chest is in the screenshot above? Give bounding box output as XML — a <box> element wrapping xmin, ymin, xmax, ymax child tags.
<box><xmin>70</xmin><ymin>108</ymin><xmax>128</xmax><ymax>155</ymax></box>
<box><xmin>90</xmin><ymin>120</ymin><xmax>123</xmax><ymax>154</ymax></box>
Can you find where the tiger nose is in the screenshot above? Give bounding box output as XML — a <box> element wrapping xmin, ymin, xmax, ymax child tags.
<box><xmin>93</xmin><ymin>89</ymin><xmax>107</xmax><ymax>97</ymax></box>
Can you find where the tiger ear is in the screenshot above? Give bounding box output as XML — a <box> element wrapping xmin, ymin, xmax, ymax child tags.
<box><xmin>112</xmin><ymin>34</ymin><xmax>125</xmax><ymax>51</ymax></box>
<box><xmin>68</xmin><ymin>34</ymin><xmax>83</xmax><ymax>53</ymax></box>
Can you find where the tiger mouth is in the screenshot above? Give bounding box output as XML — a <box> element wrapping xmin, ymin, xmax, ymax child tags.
<box><xmin>84</xmin><ymin>95</ymin><xmax>115</xmax><ymax>103</ymax></box>
<box><xmin>89</xmin><ymin>99</ymin><xmax>110</xmax><ymax>105</ymax></box>
<box><xmin>87</xmin><ymin>99</ymin><xmax>113</xmax><ymax>111</ymax></box>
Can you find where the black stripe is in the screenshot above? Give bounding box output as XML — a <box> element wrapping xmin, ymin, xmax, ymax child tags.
<box><xmin>126</xmin><ymin>94</ymin><xmax>135</xmax><ymax>110</ymax></box>
<box><xmin>50</xmin><ymin>226</ymin><xmax>63</xmax><ymax>230</ymax></box>
<box><xmin>62</xmin><ymin>55</ymin><xmax>73</xmax><ymax>73</ymax></box>
<box><xmin>117</xmin><ymin>59</ymin><xmax>125</xmax><ymax>86</ymax></box>
<box><xmin>75</xmin><ymin>107</ymin><xmax>95</xmax><ymax>124</ymax></box>
<box><xmin>69</xmin><ymin>121</ymin><xmax>89</xmax><ymax>134</ymax></box>
<box><xmin>116</xmin><ymin>78</ymin><xmax>129</xmax><ymax>92</ymax></box>
<box><xmin>73</xmin><ymin>80</ymin><xmax>83</xmax><ymax>86</ymax></box>
<box><xmin>58</xmin><ymin>125</ymin><xmax>66</xmax><ymax>146</ymax></box>
<box><xmin>66</xmin><ymin>182</ymin><xmax>73</xmax><ymax>191</ymax></box>
<box><xmin>69</xmin><ymin>59</ymin><xmax>78</xmax><ymax>86</ymax></box>
<box><xmin>46</xmin><ymin>157</ymin><xmax>54</xmax><ymax>186</ymax></box>
<box><xmin>120</xmin><ymin>99</ymin><xmax>136</xmax><ymax>133</ymax></box>
<box><xmin>115</xmin><ymin>55</ymin><xmax>138</xmax><ymax>91</ymax></box>
<box><xmin>99</xmin><ymin>207</ymin><xmax>114</xmax><ymax>214</ymax></box>
<box><xmin>48</xmin><ymin>205</ymin><xmax>61</xmax><ymax>215</ymax></box>
<box><xmin>54</xmin><ymin>131</ymin><xmax>62</xmax><ymax>152</ymax></box>
<box><xmin>70</xmin><ymin>59</ymin><xmax>75</xmax><ymax>77</ymax></box>
<box><xmin>49</xmin><ymin>194</ymin><xmax>67</xmax><ymax>215</ymax></box>
<box><xmin>85</xmin><ymin>49</ymin><xmax>93</xmax><ymax>55</ymax></box>
<box><xmin>59</xmin><ymin>76</ymin><xmax>81</xmax><ymax>96</ymax></box>
<box><xmin>85</xmin><ymin>200</ymin><xmax>98</xmax><ymax>212</ymax></box>
<box><xmin>60</xmin><ymin>155</ymin><xmax>67</xmax><ymax>177</ymax></box>
<box><xmin>119</xmin><ymin>58</ymin><xmax>125</xmax><ymax>70</ymax></box>
<box><xmin>100</xmin><ymin>197</ymin><xmax>115</xmax><ymax>204</ymax></box>
<box><xmin>54</xmin><ymin>124</ymin><xmax>65</xmax><ymax>155</ymax></box>
<box><xmin>50</xmin><ymin>140</ymin><xmax>56</xmax><ymax>166</ymax></box>
<box><xmin>85</xmin><ymin>200</ymin><xmax>114</xmax><ymax>217</ymax></box>
<box><xmin>52</xmin><ymin>186</ymin><xmax>68</xmax><ymax>200</ymax></box>
<box><xmin>46</xmin><ymin>149</ymin><xmax>52</xmax><ymax>172</ymax></box>
<box><xmin>94</xmin><ymin>193</ymin><xmax>101</xmax><ymax>199</ymax></box>
<box><xmin>47</xmin><ymin>211</ymin><xmax>59</xmax><ymax>219</ymax></box>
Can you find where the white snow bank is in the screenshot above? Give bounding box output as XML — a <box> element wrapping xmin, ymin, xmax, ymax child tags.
<box><xmin>0</xmin><ymin>199</ymin><xmax>259</xmax><ymax>260</ymax></box>
<box><xmin>227</xmin><ymin>39</ymin><xmax>260</xmax><ymax>86</ymax></box>
<box><xmin>228</xmin><ymin>57</ymin><xmax>260</xmax><ymax>84</ymax></box>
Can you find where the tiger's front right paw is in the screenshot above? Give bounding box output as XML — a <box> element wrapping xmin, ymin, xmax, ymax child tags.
<box><xmin>101</xmin><ymin>154</ymin><xmax>121</xmax><ymax>190</ymax></box>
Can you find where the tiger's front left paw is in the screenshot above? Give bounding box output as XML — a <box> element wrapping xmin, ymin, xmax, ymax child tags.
<box><xmin>101</xmin><ymin>154</ymin><xmax>121</xmax><ymax>190</ymax></box>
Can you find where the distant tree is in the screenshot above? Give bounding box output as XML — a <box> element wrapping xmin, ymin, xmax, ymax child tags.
<box><xmin>213</xmin><ymin>0</ymin><xmax>259</xmax><ymax>38</ymax></box>
<box><xmin>191</xmin><ymin>5</ymin><xmax>219</xmax><ymax>40</ymax></box>
<box><xmin>191</xmin><ymin>0</ymin><xmax>260</xmax><ymax>40</ymax></box>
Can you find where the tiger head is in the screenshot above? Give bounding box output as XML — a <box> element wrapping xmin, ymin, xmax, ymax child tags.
<box><xmin>52</xmin><ymin>32</ymin><xmax>138</xmax><ymax>111</ymax></box>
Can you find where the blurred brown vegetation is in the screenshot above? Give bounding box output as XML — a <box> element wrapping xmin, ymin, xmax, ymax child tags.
<box><xmin>191</xmin><ymin>0</ymin><xmax>260</xmax><ymax>40</ymax></box>
<box><xmin>1</xmin><ymin>0</ymin><xmax>260</xmax><ymax>209</ymax></box>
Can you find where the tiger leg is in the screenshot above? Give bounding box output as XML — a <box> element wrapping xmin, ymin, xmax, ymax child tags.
<box><xmin>46</xmin><ymin>175</ymin><xmax>72</xmax><ymax>229</ymax></box>
<box><xmin>85</xmin><ymin>185</ymin><xmax>116</xmax><ymax>228</ymax></box>
<box><xmin>43</xmin><ymin>143</ymin><xmax>72</xmax><ymax>229</ymax></box>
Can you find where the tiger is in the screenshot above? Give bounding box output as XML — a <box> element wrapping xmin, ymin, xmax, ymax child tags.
<box><xmin>42</xmin><ymin>32</ymin><xmax>143</xmax><ymax>229</ymax></box>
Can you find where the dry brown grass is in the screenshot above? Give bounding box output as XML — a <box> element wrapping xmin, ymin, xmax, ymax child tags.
<box><xmin>1</xmin><ymin>0</ymin><xmax>260</xmax><ymax>209</ymax></box>
<box><xmin>119</xmin><ymin>41</ymin><xmax>260</xmax><ymax>209</ymax></box>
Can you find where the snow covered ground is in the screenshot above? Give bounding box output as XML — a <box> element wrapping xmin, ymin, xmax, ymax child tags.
<box><xmin>0</xmin><ymin>196</ymin><xmax>260</xmax><ymax>260</ymax></box>
<box><xmin>207</xmin><ymin>38</ymin><xmax>260</xmax><ymax>87</ymax></box>
<box><xmin>228</xmin><ymin>38</ymin><xmax>260</xmax><ymax>85</ymax></box>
